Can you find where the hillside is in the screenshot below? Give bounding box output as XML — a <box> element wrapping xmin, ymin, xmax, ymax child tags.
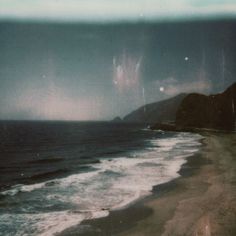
<box><xmin>123</xmin><ymin>93</ymin><xmax>187</xmax><ymax>124</ymax></box>
<box><xmin>176</xmin><ymin>83</ymin><xmax>236</xmax><ymax>131</ymax></box>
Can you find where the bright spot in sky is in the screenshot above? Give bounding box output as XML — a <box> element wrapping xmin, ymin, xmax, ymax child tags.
<box><xmin>160</xmin><ymin>87</ymin><xmax>164</xmax><ymax>92</ymax></box>
<box><xmin>185</xmin><ymin>57</ymin><xmax>189</xmax><ymax>61</ymax></box>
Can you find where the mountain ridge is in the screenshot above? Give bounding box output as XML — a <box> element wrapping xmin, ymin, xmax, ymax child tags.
<box><xmin>123</xmin><ymin>93</ymin><xmax>187</xmax><ymax>124</ymax></box>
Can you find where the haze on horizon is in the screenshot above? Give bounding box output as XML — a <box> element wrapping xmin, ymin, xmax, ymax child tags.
<box><xmin>0</xmin><ymin>0</ymin><xmax>236</xmax><ymax>121</ymax></box>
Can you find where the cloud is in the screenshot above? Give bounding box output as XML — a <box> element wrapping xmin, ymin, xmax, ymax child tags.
<box><xmin>0</xmin><ymin>0</ymin><xmax>235</xmax><ymax>22</ymax></box>
<box><xmin>151</xmin><ymin>77</ymin><xmax>212</xmax><ymax>96</ymax></box>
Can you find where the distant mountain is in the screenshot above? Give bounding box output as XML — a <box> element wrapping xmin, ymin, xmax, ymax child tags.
<box><xmin>111</xmin><ymin>116</ymin><xmax>123</xmax><ymax>122</ymax></box>
<box><xmin>123</xmin><ymin>93</ymin><xmax>187</xmax><ymax>124</ymax></box>
<box><xmin>176</xmin><ymin>83</ymin><xmax>236</xmax><ymax>131</ymax></box>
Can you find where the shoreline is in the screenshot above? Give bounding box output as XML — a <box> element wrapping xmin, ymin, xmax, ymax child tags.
<box><xmin>60</xmin><ymin>132</ymin><xmax>236</xmax><ymax>236</ymax></box>
<box><xmin>117</xmin><ymin>132</ymin><xmax>236</xmax><ymax>236</ymax></box>
<box><xmin>59</xmin><ymin>133</ymin><xmax>208</xmax><ymax>236</ymax></box>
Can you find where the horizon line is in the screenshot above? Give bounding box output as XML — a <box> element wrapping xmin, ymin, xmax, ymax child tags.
<box><xmin>1</xmin><ymin>12</ymin><xmax>236</xmax><ymax>25</ymax></box>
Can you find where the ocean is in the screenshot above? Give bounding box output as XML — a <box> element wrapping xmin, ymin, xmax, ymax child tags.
<box><xmin>0</xmin><ymin>121</ymin><xmax>202</xmax><ymax>236</ymax></box>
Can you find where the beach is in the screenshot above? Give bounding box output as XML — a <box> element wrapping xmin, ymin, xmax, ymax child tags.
<box><xmin>75</xmin><ymin>132</ymin><xmax>236</xmax><ymax>236</ymax></box>
<box><xmin>0</xmin><ymin>123</ymin><xmax>203</xmax><ymax>236</ymax></box>
<box><xmin>1</xmin><ymin>123</ymin><xmax>235</xmax><ymax>236</ymax></box>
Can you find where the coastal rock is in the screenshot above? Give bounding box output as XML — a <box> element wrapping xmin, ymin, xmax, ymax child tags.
<box><xmin>150</xmin><ymin>122</ymin><xmax>197</xmax><ymax>132</ymax></box>
<box><xmin>176</xmin><ymin>83</ymin><xmax>236</xmax><ymax>131</ymax></box>
<box><xmin>150</xmin><ymin>123</ymin><xmax>178</xmax><ymax>132</ymax></box>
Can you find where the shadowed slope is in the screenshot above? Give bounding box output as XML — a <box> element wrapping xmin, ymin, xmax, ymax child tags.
<box><xmin>176</xmin><ymin>83</ymin><xmax>236</xmax><ymax>131</ymax></box>
<box><xmin>123</xmin><ymin>93</ymin><xmax>187</xmax><ymax>124</ymax></box>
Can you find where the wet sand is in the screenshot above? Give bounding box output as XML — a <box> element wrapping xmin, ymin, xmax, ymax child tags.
<box><xmin>61</xmin><ymin>133</ymin><xmax>236</xmax><ymax>236</ymax></box>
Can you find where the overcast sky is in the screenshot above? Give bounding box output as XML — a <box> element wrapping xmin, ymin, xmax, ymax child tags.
<box><xmin>0</xmin><ymin>1</ymin><xmax>236</xmax><ymax>120</ymax></box>
<box><xmin>0</xmin><ymin>0</ymin><xmax>236</xmax><ymax>22</ymax></box>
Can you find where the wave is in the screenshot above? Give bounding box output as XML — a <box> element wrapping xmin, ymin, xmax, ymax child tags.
<box><xmin>0</xmin><ymin>132</ymin><xmax>202</xmax><ymax>235</ymax></box>
<box><xmin>28</xmin><ymin>157</ymin><xmax>64</xmax><ymax>164</ymax></box>
<box><xmin>1</xmin><ymin>182</ymin><xmax>46</xmax><ymax>196</ymax></box>
<box><xmin>30</xmin><ymin>169</ymin><xmax>69</xmax><ymax>181</ymax></box>
<box><xmin>0</xmin><ymin>210</ymin><xmax>109</xmax><ymax>236</ymax></box>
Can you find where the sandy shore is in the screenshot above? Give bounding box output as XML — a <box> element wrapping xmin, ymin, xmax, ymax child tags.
<box><xmin>62</xmin><ymin>133</ymin><xmax>236</xmax><ymax>236</ymax></box>
<box><xmin>115</xmin><ymin>133</ymin><xmax>236</xmax><ymax>236</ymax></box>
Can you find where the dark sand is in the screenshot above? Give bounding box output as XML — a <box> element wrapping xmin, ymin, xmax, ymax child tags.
<box><xmin>61</xmin><ymin>133</ymin><xmax>236</xmax><ymax>236</ymax></box>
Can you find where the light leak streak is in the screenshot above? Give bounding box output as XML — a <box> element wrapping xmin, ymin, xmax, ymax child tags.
<box><xmin>112</xmin><ymin>53</ymin><xmax>144</xmax><ymax>116</ymax></box>
<box><xmin>221</xmin><ymin>48</ymin><xmax>226</xmax><ymax>87</ymax></box>
<box><xmin>113</xmin><ymin>53</ymin><xmax>142</xmax><ymax>93</ymax></box>
<box><xmin>142</xmin><ymin>87</ymin><xmax>146</xmax><ymax>113</ymax></box>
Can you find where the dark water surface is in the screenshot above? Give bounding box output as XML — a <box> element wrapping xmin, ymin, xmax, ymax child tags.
<box><xmin>0</xmin><ymin>121</ymin><xmax>202</xmax><ymax>236</ymax></box>
<box><xmin>0</xmin><ymin>121</ymin><xmax>152</xmax><ymax>190</ymax></box>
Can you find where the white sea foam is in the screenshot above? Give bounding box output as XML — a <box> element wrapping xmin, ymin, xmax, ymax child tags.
<box><xmin>1</xmin><ymin>182</ymin><xmax>46</xmax><ymax>196</ymax></box>
<box><xmin>35</xmin><ymin>210</ymin><xmax>109</xmax><ymax>236</ymax></box>
<box><xmin>0</xmin><ymin>132</ymin><xmax>202</xmax><ymax>236</ymax></box>
<box><xmin>0</xmin><ymin>210</ymin><xmax>109</xmax><ymax>236</ymax></box>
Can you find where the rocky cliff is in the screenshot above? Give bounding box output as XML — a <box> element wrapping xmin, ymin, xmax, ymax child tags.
<box><xmin>176</xmin><ymin>83</ymin><xmax>236</xmax><ymax>131</ymax></box>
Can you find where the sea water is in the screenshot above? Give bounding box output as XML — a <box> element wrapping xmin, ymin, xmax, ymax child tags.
<box><xmin>0</xmin><ymin>121</ymin><xmax>202</xmax><ymax>236</ymax></box>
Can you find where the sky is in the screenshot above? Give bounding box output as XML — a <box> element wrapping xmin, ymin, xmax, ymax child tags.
<box><xmin>0</xmin><ymin>0</ymin><xmax>236</xmax><ymax>22</ymax></box>
<box><xmin>0</xmin><ymin>1</ymin><xmax>236</xmax><ymax>120</ymax></box>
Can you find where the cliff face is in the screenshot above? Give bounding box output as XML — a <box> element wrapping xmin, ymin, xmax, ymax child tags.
<box><xmin>123</xmin><ymin>93</ymin><xmax>187</xmax><ymax>124</ymax></box>
<box><xmin>176</xmin><ymin>83</ymin><xmax>236</xmax><ymax>131</ymax></box>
